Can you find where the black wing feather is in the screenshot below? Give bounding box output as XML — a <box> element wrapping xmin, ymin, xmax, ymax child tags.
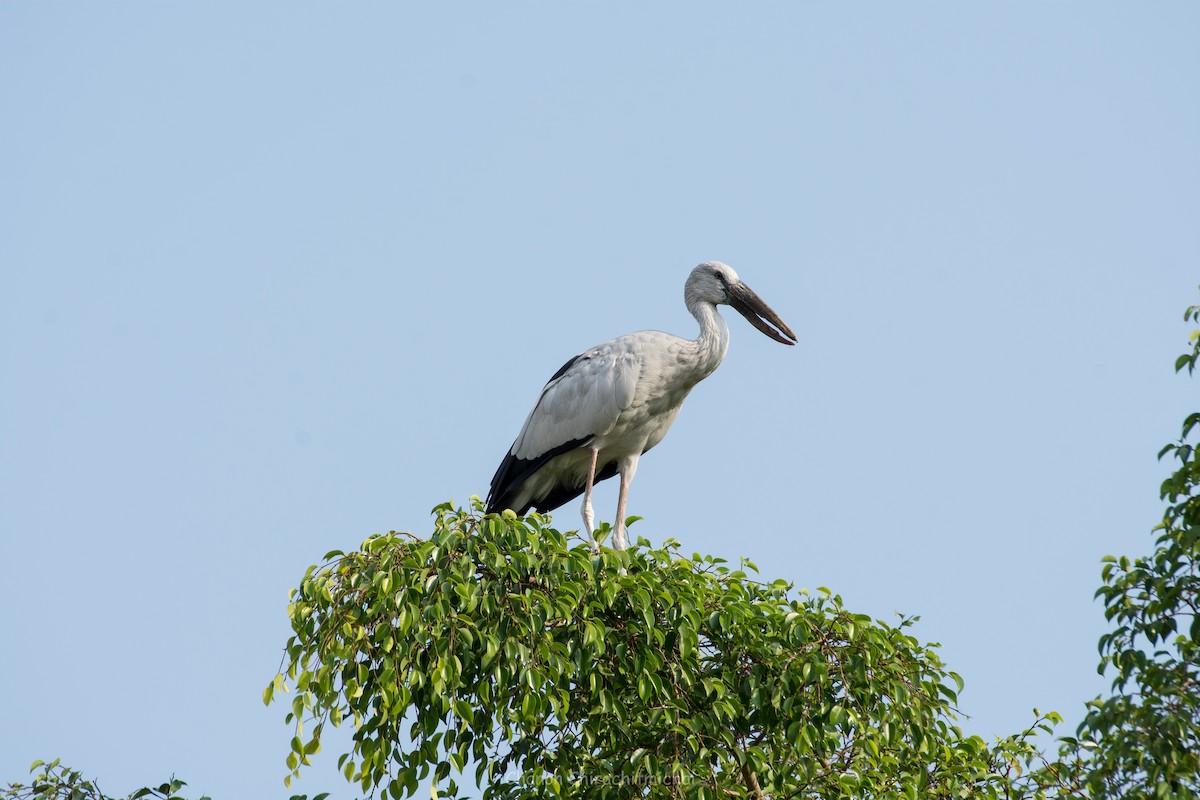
<box><xmin>485</xmin><ymin>436</ymin><xmax>589</xmax><ymax>514</ymax></box>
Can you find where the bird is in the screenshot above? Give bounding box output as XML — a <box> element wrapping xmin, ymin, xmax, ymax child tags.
<box><xmin>485</xmin><ymin>261</ymin><xmax>797</xmax><ymax>551</ymax></box>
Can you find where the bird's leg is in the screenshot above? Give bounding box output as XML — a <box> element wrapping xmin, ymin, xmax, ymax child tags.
<box><xmin>613</xmin><ymin>454</ymin><xmax>640</xmax><ymax>551</ymax></box>
<box><xmin>581</xmin><ymin>446</ymin><xmax>599</xmax><ymax>553</ymax></box>
<box><xmin>613</xmin><ymin>476</ymin><xmax>629</xmax><ymax>551</ymax></box>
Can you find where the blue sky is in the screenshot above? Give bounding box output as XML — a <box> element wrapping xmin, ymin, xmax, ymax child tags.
<box><xmin>2</xmin><ymin>3</ymin><xmax>1198</xmax><ymax>797</ymax></box>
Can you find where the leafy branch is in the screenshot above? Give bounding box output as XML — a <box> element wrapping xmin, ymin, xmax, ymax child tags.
<box><xmin>0</xmin><ymin>759</ymin><xmax>208</xmax><ymax>800</ymax></box>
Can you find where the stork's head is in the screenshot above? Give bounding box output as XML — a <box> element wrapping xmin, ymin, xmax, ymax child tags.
<box><xmin>686</xmin><ymin>261</ymin><xmax>797</xmax><ymax>345</ymax></box>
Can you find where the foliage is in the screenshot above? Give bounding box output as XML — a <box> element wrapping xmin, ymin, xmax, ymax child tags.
<box><xmin>1045</xmin><ymin>297</ymin><xmax>1200</xmax><ymax>799</ymax></box>
<box><xmin>267</xmin><ymin>503</ymin><xmax>1053</xmax><ymax>799</ymax></box>
<box><xmin>0</xmin><ymin>759</ymin><xmax>207</xmax><ymax>800</ymax></box>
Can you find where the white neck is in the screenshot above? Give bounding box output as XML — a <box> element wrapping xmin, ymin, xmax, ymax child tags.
<box><xmin>685</xmin><ymin>298</ymin><xmax>730</xmax><ymax>383</ymax></box>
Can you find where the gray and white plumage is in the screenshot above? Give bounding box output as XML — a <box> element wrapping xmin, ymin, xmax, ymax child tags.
<box><xmin>485</xmin><ymin>261</ymin><xmax>796</xmax><ymax>550</ymax></box>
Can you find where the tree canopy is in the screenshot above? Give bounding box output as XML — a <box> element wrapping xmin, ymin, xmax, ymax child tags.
<box><xmin>266</xmin><ymin>507</ymin><xmax>1044</xmax><ymax>799</ymax></box>
<box><xmin>1047</xmin><ymin>299</ymin><xmax>1200</xmax><ymax>799</ymax></box>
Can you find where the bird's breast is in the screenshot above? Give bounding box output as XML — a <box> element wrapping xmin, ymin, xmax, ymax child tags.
<box><xmin>589</xmin><ymin>338</ymin><xmax>704</xmax><ymax>452</ymax></box>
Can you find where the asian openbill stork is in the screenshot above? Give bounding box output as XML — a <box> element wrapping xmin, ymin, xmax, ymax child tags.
<box><xmin>485</xmin><ymin>261</ymin><xmax>796</xmax><ymax>550</ymax></box>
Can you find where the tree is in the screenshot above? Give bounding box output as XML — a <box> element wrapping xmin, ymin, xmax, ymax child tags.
<box><xmin>266</xmin><ymin>508</ymin><xmax>1053</xmax><ymax>799</ymax></box>
<box><xmin>1041</xmin><ymin>299</ymin><xmax>1200</xmax><ymax>799</ymax></box>
<box><xmin>0</xmin><ymin>759</ymin><xmax>206</xmax><ymax>800</ymax></box>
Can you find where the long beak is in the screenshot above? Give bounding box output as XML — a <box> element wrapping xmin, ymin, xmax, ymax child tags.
<box><xmin>728</xmin><ymin>282</ymin><xmax>797</xmax><ymax>345</ymax></box>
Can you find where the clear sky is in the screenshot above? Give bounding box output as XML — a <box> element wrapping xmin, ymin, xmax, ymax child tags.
<box><xmin>2</xmin><ymin>3</ymin><xmax>1197</xmax><ymax>797</ymax></box>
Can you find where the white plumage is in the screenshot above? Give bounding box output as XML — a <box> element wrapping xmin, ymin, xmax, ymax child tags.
<box><xmin>486</xmin><ymin>261</ymin><xmax>796</xmax><ymax>550</ymax></box>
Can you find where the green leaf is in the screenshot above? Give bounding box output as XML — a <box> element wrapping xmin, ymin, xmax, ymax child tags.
<box><xmin>678</xmin><ymin>621</ymin><xmax>696</xmax><ymax>661</ymax></box>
